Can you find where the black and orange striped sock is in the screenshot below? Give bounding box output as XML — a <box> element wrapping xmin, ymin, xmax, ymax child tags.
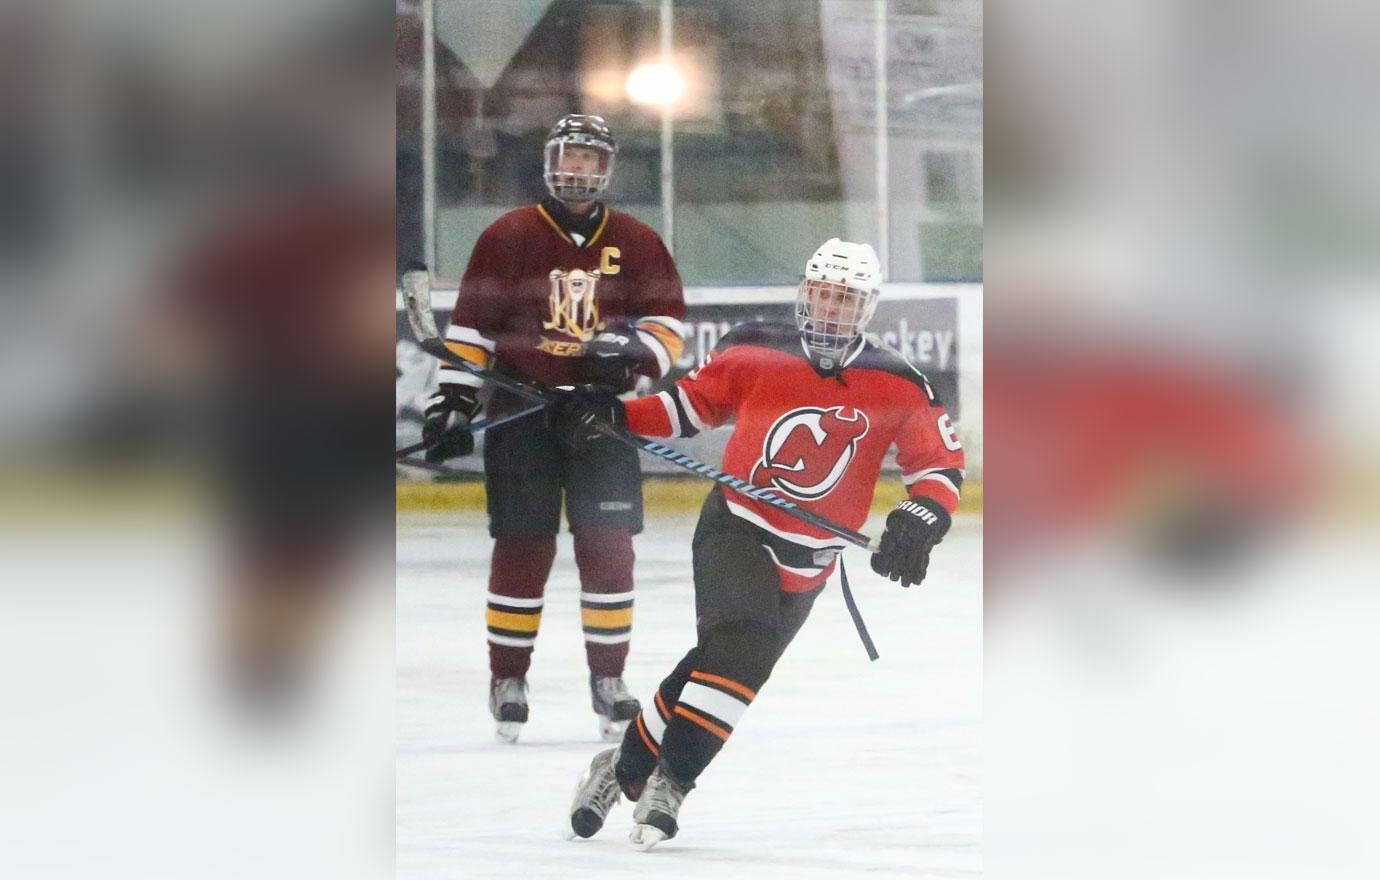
<box><xmin>658</xmin><ymin>669</ymin><xmax>758</xmax><ymax>784</ymax></box>
<box><xmin>616</xmin><ymin>648</ymin><xmax>700</xmax><ymax>796</ymax></box>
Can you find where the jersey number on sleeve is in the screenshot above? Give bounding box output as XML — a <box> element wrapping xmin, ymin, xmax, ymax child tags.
<box><xmin>938</xmin><ymin>413</ymin><xmax>962</xmax><ymax>451</ymax></box>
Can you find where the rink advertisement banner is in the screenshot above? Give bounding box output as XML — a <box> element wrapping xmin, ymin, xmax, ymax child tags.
<box><xmin>396</xmin><ymin>291</ymin><xmax>960</xmax><ymax>474</ymax></box>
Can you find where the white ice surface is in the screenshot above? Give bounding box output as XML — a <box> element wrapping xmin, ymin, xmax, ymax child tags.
<box><xmin>398</xmin><ymin>509</ymin><xmax>982</xmax><ymax>879</ymax></box>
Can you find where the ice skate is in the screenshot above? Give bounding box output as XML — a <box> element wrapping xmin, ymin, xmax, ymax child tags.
<box><xmin>629</xmin><ymin>764</ymin><xmax>692</xmax><ymax>851</ymax></box>
<box><xmin>590</xmin><ymin>675</ymin><xmax>640</xmax><ymax>741</ymax></box>
<box><xmin>567</xmin><ymin>747</ymin><xmax>622</xmax><ymax>839</ymax></box>
<box><xmin>489</xmin><ymin>676</ymin><xmax>528</xmax><ymax>743</ymax></box>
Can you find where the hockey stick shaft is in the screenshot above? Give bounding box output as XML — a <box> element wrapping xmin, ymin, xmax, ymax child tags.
<box><xmin>394</xmin><ymin>404</ymin><xmax>543</xmax><ymax>460</ymax></box>
<box><xmin>400</xmin><ymin>273</ymin><xmax>880</xmax><ymax>553</ymax></box>
<box><xmin>838</xmin><ymin>557</ymin><xmax>880</xmax><ymax>661</ymax></box>
<box><xmin>395</xmin><ymin>455</ymin><xmax>469</xmax><ymax>477</ymax></box>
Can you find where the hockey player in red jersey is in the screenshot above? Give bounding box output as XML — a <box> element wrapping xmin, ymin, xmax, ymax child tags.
<box><xmin>421</xmin><ymin>114</ymin><xmax>686</xmax><ymax>742</ymax></box>
<box><xmin>554</xmin><ymin>239</ymin><xmax>965</xmax><ymax>849</ymax></box>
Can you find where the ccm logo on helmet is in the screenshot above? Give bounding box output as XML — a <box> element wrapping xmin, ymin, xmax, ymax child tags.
<box><xmin>749</xmin><ymin>406</ymin><xmax>870</xmax><ymax>500</ymax></box>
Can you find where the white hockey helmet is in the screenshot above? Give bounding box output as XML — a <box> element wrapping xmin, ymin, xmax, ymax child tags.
<box><xmin>795</xmin><ymin>238</ymin><xmax>882</xmax><ymax>363</ymax></box>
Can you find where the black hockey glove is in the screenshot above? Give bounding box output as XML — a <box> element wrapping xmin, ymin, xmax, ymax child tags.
<box><xmin>422</xmin><ymin>384</ymin><xmax>481</xmax><ymax>463</ymax></box>
<box><xmin>582</xmin><ymin>324</ymin><xmax>656</xmax><ymax>391</ymax></box>
<box><xmin>545</xmin><ymin>384</ymin><xmax>627</xmax><ymax>445</ymax></box>
<box><xmin>870</xmin><ymin>498</ymin><xmax>952</xmax><ymax>588</ymax></box>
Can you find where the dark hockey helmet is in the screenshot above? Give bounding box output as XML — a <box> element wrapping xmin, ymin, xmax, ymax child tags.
<box><xmin>543</xmin><ymin>114</ymin><xmax>617</xmax><ymax>204</ymax></box>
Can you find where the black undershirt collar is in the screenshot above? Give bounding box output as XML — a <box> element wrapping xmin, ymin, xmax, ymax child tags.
<box><xmin>805</xmin><ymin>335</ymin><xmax>866</xmax><ymax>382</ymax></box>
<box><xmin>541</xmin><ymin>196</ymin><xmax>604</xmax><ymax>247</ymax></box>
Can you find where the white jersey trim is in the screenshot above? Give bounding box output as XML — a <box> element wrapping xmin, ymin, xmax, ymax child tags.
<box><xmin>636</xmin><ymin>328</ymin><xmax>672</xmax><ymax>377</ymax></box>
<box><xmin>438</xmin><ymin>366</ymin><xmax>483</xmax><ymax>389</ymax></box>
<box><xmin>656</xmin><ymin>391</ymin><xmax>682</xmax><ymax>437</ymax></box>
<box><xmin>762</xmin><ymin>545</ymin><xmax>826</xmax><ymax>576</ymax></box>
<box><xmin>677</xmin><ymin>386</ymin><xmax>708</xmax><ymax>433</ymax></box>
<box><xmin>902</xmin><ymin>466</ymin><xmax>966</xmax><ymax>485</ymax></box>
<box><xmin>914</xmin><ymin>473</ymin><xmax>961</xmax><ymax>497</ymax></box>
<box><xmin>637</xmin><ymin>315</ymin><xmax>686</xmax><ymax>337</ymax></box>
<box><xmin>445</xmin><ymin>323</ymin><xmax>496</xmax><ymax>352</ymax></box>
<box><xmin>723</xmin><ymin>495</ymin><xmax>849</xmax><ymax>551</ymax></box>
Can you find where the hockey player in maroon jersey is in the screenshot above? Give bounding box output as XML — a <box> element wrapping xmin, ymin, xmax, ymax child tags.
<box><xmin>553</xmin><ymin>239</ymin><xmax>965</xmax><ymax>849</ymax></box>
<box><xmin>419</xmin><ymin>114</ymin><xmax>686</xmax><ymax>742</ymax></box>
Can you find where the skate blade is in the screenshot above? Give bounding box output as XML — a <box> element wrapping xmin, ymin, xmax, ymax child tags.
<box><xmin>495</xmin><ymin>721</ymin><xmax>523</xmax><ymax>743</ymax></box>
<box><xmin>628</xmin><ymin>823</ymin><xmax>667</xmax><ymax>851</ymax></box>
<box><xmin>598</xmin><ymin>716</ymin><xmax>629</xmax><ymax>742</ymax></box>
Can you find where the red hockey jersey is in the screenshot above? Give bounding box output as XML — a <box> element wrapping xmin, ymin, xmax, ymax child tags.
<box><xmin>626</xmin><ymin>322</ymin><xmax>966</xmax><ymax>591</ymax></box>
<box><xmin>443</xmin><ymin>203</ymin><xmax>685</xmax><ymax>401</ymax></box>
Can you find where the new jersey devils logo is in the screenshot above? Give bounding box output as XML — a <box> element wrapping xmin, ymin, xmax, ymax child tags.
<box><xmin>749</xmin><ymin>406</ymin><xmax>870</xmax><ymax>500</ymax></box>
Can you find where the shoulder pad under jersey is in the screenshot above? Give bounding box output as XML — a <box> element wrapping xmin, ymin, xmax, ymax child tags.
<box><xmin>850</xmin><ymin>335</ymin><xmax>944</xmax><ymax>405</ymax></box>
<box><xmin>712</xmin><ymin>321</ymin><xmax>804</xmax><ymax>358</ymax></box>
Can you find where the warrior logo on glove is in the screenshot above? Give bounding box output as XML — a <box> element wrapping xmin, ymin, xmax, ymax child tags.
<box><xmin>749</xmin><ymin>406</ymin><xmax>871</xmax><ymax>500</ymax></box>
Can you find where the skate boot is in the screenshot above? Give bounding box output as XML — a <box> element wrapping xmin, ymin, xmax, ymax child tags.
<box><xmin>590</xmin><ymin>675</ymin><xmax>640</xmax><ymax>741</ymax></box>
<box><xmin>629</xmin><ymin>763</ymin><xmax>693</xmax><ymax>851</ymax></box>
<box><xmin>567</xmin><ymin>747</ymin><xmax>622</xmax><ymax>839</ymax></box>
<box><xmin>489</xmin><ymin>676</ymin><xmax>528</xmax><ymax>743</ymax></box>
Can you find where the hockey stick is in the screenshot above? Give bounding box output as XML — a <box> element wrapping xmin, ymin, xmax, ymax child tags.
<box><xmin>838</xmin><ymin>558</ymin><xmax>879</xmax><ymax>661</ymax></box>
<box><xmin>395</xmin><ymin>455</ymin><xmax>469</xmax><ymax>477</ymax></box>
<box><xmin>400</xmin><ymin>271</ymin><xmax>881</xmax><ymax>554</ymax></box>
<box><xmin>394</xmin><ymin>403</ymin><xmax>543</xmax><ymax>460</ymax></box>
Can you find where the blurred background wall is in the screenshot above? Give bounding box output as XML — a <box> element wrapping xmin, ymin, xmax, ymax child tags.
<box><xmin>396</xmin><ymin>0</ymin><xmax>981</xmax><ymax>284</ymax></box>
<box><xmin>394</xmin><ymin>0</ymin><xmax>983</xmax><ymax>505</ymax></box>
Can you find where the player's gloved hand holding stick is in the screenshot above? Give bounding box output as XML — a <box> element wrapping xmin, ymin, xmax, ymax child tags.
<box><xmin>870</xmin><ymin>499</ymin><xmax>952</xmax><ymax>588</ymax></box>
<box><xmin>546</xmin><ymin>384</ymin><xmax>627</xmax><ymax>444</ymax></box>
<box><xmin>421</xmin><ymin>384</ymin><xmax>482</xmax><ymax>463</ymax></box>
<box><xmin>396</xmin><ymin>403</ymin><xmax>545</xmax><ymax>460</ymax></box>
<box><xmin>582</xmin><ymin>323</ymin><xmax>656</xmax><ymax>391</ymax></box>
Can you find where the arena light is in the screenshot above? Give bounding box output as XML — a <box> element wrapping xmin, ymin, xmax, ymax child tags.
<box><xmin>625</xmin><ymin>62</ymin><xmax>685</xmax><ymax>107</ymax></box>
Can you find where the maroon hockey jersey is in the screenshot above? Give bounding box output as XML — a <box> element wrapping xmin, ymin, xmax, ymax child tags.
<box><xmin>626</xmin><ymin>322</ymin><xmax>966</xmax><ymax>592</ymax></box>
<box><xmin>443</xmin><ymin>204</ymin><xmax>685</xmax><ymax>397</ymax></box>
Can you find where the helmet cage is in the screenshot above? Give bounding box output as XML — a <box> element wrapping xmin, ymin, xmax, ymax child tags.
<box><xmin>795</xmin><ymin>278</ymin><xmax>879</xmax><ymax>361</ymax></box>
<box><xmin>543</xmin><ymin>137</ymin><xmax>615</xmax><ymax>203</ymax></box>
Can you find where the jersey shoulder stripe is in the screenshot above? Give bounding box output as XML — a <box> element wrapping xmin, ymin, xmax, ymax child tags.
<box><xmin>851</xmin><ymin>335</ymin><xmax>944</xmax><ymax>405</ymax></box>
<box><xmin>712</xmin><ymin>321</ymin><xmax>805</xmax><ymax>359</ymax></box>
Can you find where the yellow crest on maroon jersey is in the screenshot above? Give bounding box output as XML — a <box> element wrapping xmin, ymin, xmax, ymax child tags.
<box><xmin>543</xmin><ymin>268</ymin><xmax>603</xmax><ymax>342</ymax></box>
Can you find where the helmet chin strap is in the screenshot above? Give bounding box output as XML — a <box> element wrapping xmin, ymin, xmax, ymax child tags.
<box><xmin>802</xmin><ymin>334</ymin><xmax>862</xmax><ymax>377</ymax></box>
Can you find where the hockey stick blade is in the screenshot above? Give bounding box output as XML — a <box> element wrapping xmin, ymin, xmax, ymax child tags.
<box><xmin>401</xmin><ymin>269</ymin><xmax>441</xmax><ymax>343</ymax></box>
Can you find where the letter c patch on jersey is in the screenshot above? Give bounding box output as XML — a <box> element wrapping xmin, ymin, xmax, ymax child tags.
<box><xmin>599</xmin><ymin>246</ymin><xmax>621</xmax><ymax>275</ymax></box>
<box><xmin>749</xmin><ymin>406</ymin><xmax>870</xmax><ymax>500</ymax></box>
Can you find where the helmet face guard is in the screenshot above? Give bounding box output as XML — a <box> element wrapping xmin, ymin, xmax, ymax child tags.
<box><xmin>542</xmin><ymin>115</ymin><xmax>617</xmax><ymax>203</ymax></box>
<box><xmin>795</xmin><ymin>278</ymin><xmax>880</xmax><ymax>361</ymax></box>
